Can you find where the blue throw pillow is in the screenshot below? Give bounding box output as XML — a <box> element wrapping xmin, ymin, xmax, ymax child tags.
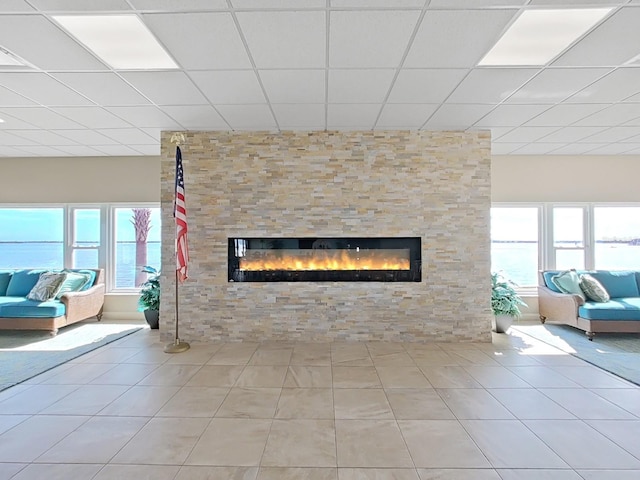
<box><xmin>64</xmin><ymin>269</ymin><xmax>97</xmax><ymax>291</ymax></box>
<box><xmin>0</xmin><ymin>271</ymin><xmax>12</xmax><ymax>296</ymax></box>
<box><xmin>55</xmin><ymin>271</ymin><xmax>93</xmax><ymax>299</ymax></box>
<box><xmin>6</xmin><ymin>270</ymin><xmax>46</xmax><ymax>296</ymax></box>
<box><xmin>590</xmin><ymin>271</ymin><xmax>639</xmax><ymax>298</ymax></box>
<box><xmin>551</xmin><ymin>270</ymin><xmax>586</xmax><ymax>301</ymax></box>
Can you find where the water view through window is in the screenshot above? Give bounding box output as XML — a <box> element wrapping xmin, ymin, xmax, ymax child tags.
<box><xmin>0</xmin><ymin>207</ymin><xmax>161</xmax><ymax>289</ymax></box>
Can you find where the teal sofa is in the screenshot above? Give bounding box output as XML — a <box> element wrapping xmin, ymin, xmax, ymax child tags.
<box><xmin>538</xmin><ymin>270</ymin><xmax>640</xmax><ymax>340</ymax></box>
<box><xmin>0</xmin><ymin>268</ymin><xmax>105</xmax><ymax>335</ymax></box>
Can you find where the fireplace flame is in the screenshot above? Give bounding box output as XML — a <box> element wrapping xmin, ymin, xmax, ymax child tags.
<box><xmin>239</xmin><ymin>249</ymin><xmax>410</xmax><ymax>271</ymax></box>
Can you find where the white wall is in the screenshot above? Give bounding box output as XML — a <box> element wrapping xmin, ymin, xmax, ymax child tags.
<box><xmin>3</xmin><ymin>153</ymin><xmax>640</xmax><ymax>319</ymax></box>
<box><xmin>492</xmin><ymin>155</ymin><xmax>640</xmax><ymax>202</ymax></box>
<box><xmin>0</xmin><ymin>156</ymin><xmax>160</xmax><ymax>318</ymax></box>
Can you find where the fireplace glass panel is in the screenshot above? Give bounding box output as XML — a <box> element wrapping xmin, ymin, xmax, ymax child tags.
<box><xmin>229</xmin><ymin>237</ymin><xmax>421</xmax><ymax>282</ymax></box>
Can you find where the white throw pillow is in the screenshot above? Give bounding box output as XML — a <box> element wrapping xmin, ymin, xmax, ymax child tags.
<box><xmin>27</xmin><ymin>272</ymin><xmax>67</xmax><ymax>302</ymax></box>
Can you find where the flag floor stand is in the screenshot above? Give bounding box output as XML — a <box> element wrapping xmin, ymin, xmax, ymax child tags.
<box><xmin>165</xmin><ymin>338</ymin><xmax>190</xmax><ymax>353</ymax></box>
<box><xmin>164</xmin><ymin>270</ymin><xmax>190</xmax><ymax>354</ymax></box>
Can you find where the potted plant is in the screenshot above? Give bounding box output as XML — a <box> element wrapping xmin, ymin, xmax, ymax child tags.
<box><xmin>138</xmin><ymin>265</ymin><xmax>160</xmax><ymax>329</ymax></box>
<box><xmin>491</xmin><ymin>272</ymin><xmax>527</xmax><ymax>333</ymax></box>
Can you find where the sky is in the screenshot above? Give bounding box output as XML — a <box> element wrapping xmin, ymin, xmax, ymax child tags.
<box><xmin>0</xmin><ymin>208</ymin><xmax>162</xmax><ymax>242</ymax></box>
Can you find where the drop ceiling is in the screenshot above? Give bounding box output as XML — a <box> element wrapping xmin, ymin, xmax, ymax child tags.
<box><xmin>0</xmin><ymin>0</ymin><xmax>640</xmax><ymax>157</ymax></box>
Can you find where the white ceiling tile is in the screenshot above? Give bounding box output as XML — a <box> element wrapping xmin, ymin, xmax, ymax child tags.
<box><xmin>131</xmin><ymin>0</ymin><xmax>228</xmax><ymax>10</ymax></box>
<box><xmin>497</xmin><ymin>126</ymin><xmax>561</xmax><ymax>143</ymax></box>
<box><xmin>271</xmin><ymin>104</ymin><xmax>325</xmax><ymax>128</ymax></box>
<box><xmin>387</xmin><ymin>69</ymin><xmax>468</xmax><ymax>103</ymax></box>
<box><xmin>51</xmin><ymin>73</ymin><xmax>151</xmax><ymax>106</ymax></box>
<box><xmin>0</xmin><ymin>86</ymin><xmax>36</xmax><ymax>106</ymax></box>
<box><xmin>566</xmin><ymin>68</ymin><xmax>640</xmax><ymax>104</ymax></box>
<box><xmin>447</xmin><ymin>69</ymin><xmax>538</xmax><ymax>104</ymax></box>
<box><xmin>215</xmin><ymin>104</ymin><xmax>276</xmax><ymax>129</ymax></box>
<box><xmin>0</xmin><ymin>73</ymin><xmax>93</xmax><ymax>106</ymax></box>
<box><xmin>429</xmin><ymin>0</ymin><xmax>525</xmax><ymax>6</ymax></box>
<box><xmin>260</xmin><ymin>70</ymin><xmax>325</xmax><ymax>104</ymax></box>
<box><xmin>489</xmin><ymin>127</ymin><xmax>515</xmax><ymax>140</ymax></box>
<box><xmin>491</xmin><ymin>143</ymin><xmax>528</xmax><ymax>155</ymax></box>
<box><xmin>404</xmin><ymin>10</ymin><xmax>516</xmax><ymax>68</ymax></box>
<box><xmin>52</xmin><ymin>107</ymin><xmax>133</xmax><ymax>128</ymax></box>
<box><xmin>237</xmin><ymin>11</ymin><xmax>325</xmax><ymax>68</ymax></box>
<box><xmin>573</xmin><ymin>104</ymin><xmax>640</xmax><ymax>126</ymax></box>
<box><xmin>474</xmin><ymin>105</ymin><xmax>551</xmax><ymax>127</ymax></box>
<box><xmin>330</xmin><ymin>11</ymin><xmax>419</xmax><ymax>68</ymax></box>
<box><xmin>131</xmin><ymin>145</ymin><xmax>161</xmax><ymax>155</ymax></box>
<box><xmin>332</xmin><ymin>0</ymin><xmax>424</xmax><ymax>7</ymax></box>
<box><xmin>104</xmin><ymin>106</ymin><xmax>183</xmax><ymax>128</ymax></box>
<box><xmin>329</xmin><ymin>70</ymin><xmax>395</xmax><ymax>103</ymax></box>
<box><xmin>376</xmin><ymin>104</ymin><xmax>439</xmax><ymax>128</ymax></box>
<box><xmin>54</xmin><ymin>145</ymin><xmax>103</xmax><ymax>156</ymax></box>
<box><xmin>0</xmin><ymin>114</ymin><xmax>40</xmax><ymax>129</ymax></box>
<box><xmin>524</xmin><ymin>104</ymin><xmax>607</xmax><ymax>127</ymax></box>
<box><xmin>578</xmin><ymin>126</ymin><xmax>639</xmax><ymax>143</ymax></box>
<box><xmin>17</xmin><ymin>145</ymin><xmax>67</xmax><ymax>156</ymax></box>
<box><xmin>327</xmin><ymin>104</ymin><xmax>380</xmax><ymax>128</ymax></box>
<box><xmin>52</xmin><ymin>129</ymin><xmax>119</xmax><ymax>145</ymax></box>
<box><xmin>538</xmin><ymin>126</ymin><xmax>606</xmax><ymax>143</ymax></box>
<box><xmin>0</xmin><ymin>131</ymin><xmax>37</xmax><ymax>145</ymax></box>
<box><xmin>553</xmin><ymin>7</ymin><xmax>640</xmax><ymax>67</ymax></box>
<box><xmin>507</xmin><ymin>68</ymin><xmax>610</xmax><ymax>104</ymax></box>
<box><xmin>511</xmin><ymin>143</ymin><xmax>560</xmax><ymax>155</ymax></box>
<box><xmin>120</xmin><ymin>71</ymin><xmax>207</xmax><ymax>105</ymax></box>
<box><xmin>584</xmin><ymin>143</ymin><xmax>638</xmax><ymax>155</ymax></box>
<box><xmin>143</xmin><ymin>13</ymin><xmax>251</xmax><ymax>69</ymax></box>
<box><xmin>9</xmin><ymin>129</ymin><xmax>78</xmax><ymax>146</ymax></box>
<box><xmin>0</xmin><ymin>1</ymin><xmax>35</xmax><ymax>12</ymax></box>
<box><xmin>233</xmin><ymin>0</ymin><xmax>324</xmax><ymax>7</ymax></box>
<box><xmin>0</xmin><ymin>15</ymin><xmax>107</xmax><ymax>70</ymax></box>
<box><xmin>530</xmin><ymin>0</ymin><xmax>622</xmax><ymax>4</ymax></box>
<box><xmin>190</xmin><ymin>71</ymin><xmax>266</xmax><ymax>104</ymax></box>
<box><xmin>0</xmin><ymin>146</ymin><xmax>32</xmax><ymax>156</ymax></box>
<box><xmin>93</xmin><ymin>145</ymin><xmax>145</xmax><ymax>156</ymax></box>
<box><xmin>549</xmin><ymin>143</ymin><xmax>601</xmax><ymax>155</ymax></box>
<box><xmin>94</xmin><ymin>128</ymin><xmax>157</xmax><ymax>145</ymax></box>
<box><xmin>423</xmin><ymin>104</ymin><xmax>494</xmax><ymax>129</ymax></box>
<box><xmin>160</xmin><ymin>106</ymin><xmax>229</xmax><ymax>129</ymax></box>
<box><xmin>0</xmin><ymin>107</ymin><xmax>83</xmax><ymax>129</ymax></box>
<box><xmin>28</xmin><ymin>0</ymin><xmax>132</xmax><ymax>10</ymax></box>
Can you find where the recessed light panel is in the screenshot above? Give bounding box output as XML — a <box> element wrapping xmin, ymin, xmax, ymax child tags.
<box><xmin>53</xmin><ymin>15</ymin><xmax>178</xmax><ymax>69</ymax></box>
<box><xmin>479</xmin><ymin>8</ymin><xmax>612</xmax><ymax>66</ymax></box>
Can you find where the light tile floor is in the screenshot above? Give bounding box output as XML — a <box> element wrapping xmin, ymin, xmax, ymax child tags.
<box><xmin>1</xmin><ymin>324</ymin><xmax>640</xmax><ymax>479</ymax></box>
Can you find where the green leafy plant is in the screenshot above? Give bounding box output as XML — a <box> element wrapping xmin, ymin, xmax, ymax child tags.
<box><xmin>491</xmin><ymin>272</ymin><xmax>526</xmax><ymax>317</ymax></box>
<box><xmin>138</xmin><ymin>265</ymin><xmax>160</xmax><ymax>311</ymax></box>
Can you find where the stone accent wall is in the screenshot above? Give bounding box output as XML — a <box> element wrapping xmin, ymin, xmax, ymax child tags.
<box><xmin>160</xmin><ymin>130</ymin><xmax>492</xmax><ymax>342</ymax></box>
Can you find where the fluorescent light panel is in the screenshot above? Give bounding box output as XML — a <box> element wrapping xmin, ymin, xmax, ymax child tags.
<box><xmin>53</xmin><ymin>15</ymin><xmax>178</xmax><ymax>69</ymax></box>
<box><xmin>479</xmin><ymin>8</ymin><xmax>612</xmax><ymax>66</ymax></box>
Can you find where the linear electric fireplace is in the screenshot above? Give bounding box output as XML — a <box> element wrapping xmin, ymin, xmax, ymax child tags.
<box><xmin>229</xmin><ymin>237</ymin><xmax>421</xmax><ymax>282</ymax></box>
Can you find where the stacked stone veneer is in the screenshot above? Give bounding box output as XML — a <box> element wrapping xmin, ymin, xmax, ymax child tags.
<box><xmin>159</xmin><ymin>130</ymin><xmax>492</xmax><ymax>343</ymax></box>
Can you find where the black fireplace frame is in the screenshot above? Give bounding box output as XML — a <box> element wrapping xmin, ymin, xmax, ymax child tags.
<box><xmin>228</xmin><ymin>237</ymin><xmax>421</xmax><ymax>282</ymax></box>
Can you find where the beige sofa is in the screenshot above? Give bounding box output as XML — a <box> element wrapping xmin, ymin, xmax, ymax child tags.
<box><xmin>0</xmin><ymin>268</ymin><xmax>105</xmax><ymax>335</ymax></box>
<box><xmin>538</xmin><ymin>270</ymin><xmax>640</xmax><ymax>340</ymax></box>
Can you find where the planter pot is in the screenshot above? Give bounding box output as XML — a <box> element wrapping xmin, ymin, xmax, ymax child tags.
<box><xmin>144</xmin><ymin>309</ymin><xmax>159</xmax><ymax>329</ymax></box>
<box><xmin>493</xmin><ymin>314</ymin><xmax>514</xmax><ymax>333</ymax></box>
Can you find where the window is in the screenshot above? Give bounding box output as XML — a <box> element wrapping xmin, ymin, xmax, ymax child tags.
<box><xmin>491</xmin><ymin>207</ymin><xmax>539</xmax><ymax>287</ymax></box>
<box><xmin>0</xmin><ymin>204</ymin><xmax>160</xmax><ymax>292</ymax></box>
<box><xmin>113</xmin><ymin>207</ymin><xmax>162</xmax><ymax>289</ymax></box>
<box><xmin>594</xmin><ymin>206</ymin><xmax>640</xmax><ymax>270</ymax></box>
<box><xmin>0</xmin><ymin>208</ymin><xmax>64</xmax><ymax>269</ymax></box>
<box><xmin>553</xmin><ymin>206</ymin><xmax>585</xmax><ymax>270</ymax></box>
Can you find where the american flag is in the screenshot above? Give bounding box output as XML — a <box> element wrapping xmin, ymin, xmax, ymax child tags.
<box><xmin>174</xmin><ymin>145</ymin><xmax>189</xmax><ymax>283</ymax></box>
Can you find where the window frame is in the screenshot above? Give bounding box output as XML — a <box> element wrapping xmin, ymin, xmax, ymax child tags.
<box><xmin>0</xmin><ymin>202</ymin><xmax>160</xmax><ymax>293</ymax></box>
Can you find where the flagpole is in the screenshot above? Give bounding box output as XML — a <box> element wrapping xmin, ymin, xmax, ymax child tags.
<box><xmin>165</xmin><ymin>133</ymin><xmax>190</xmax><ymax>354</ymax></box>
